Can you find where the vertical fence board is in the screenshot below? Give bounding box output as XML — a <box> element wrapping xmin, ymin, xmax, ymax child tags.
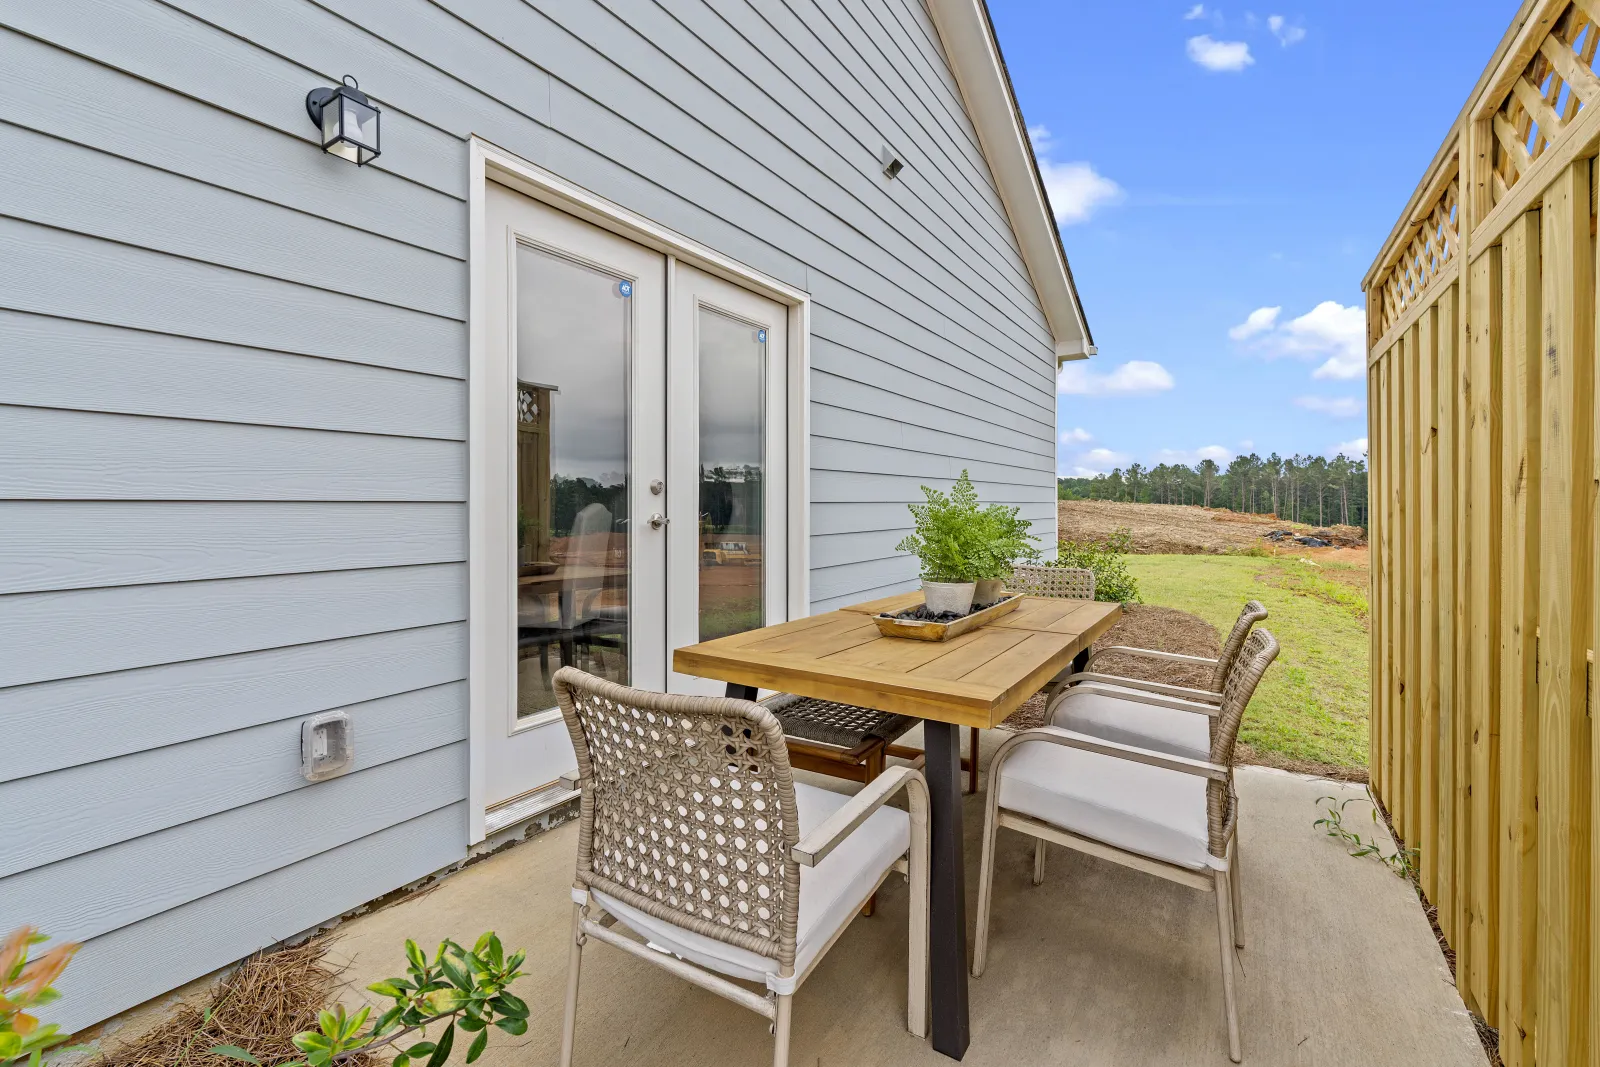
<box><xmin>1407</xmin><ymin>324</ymin><xmax>1425</xmax><ymax>845</ymax></box>
<box><xmin>1499</xmin><ymin>208</ymin><xmax>1542</xmax><ymax>1067</ymax></box>
<box><xmin>1468</xmin><ymin>245</ymin><xmax>1504</xmax><ymax>1020</ymax></box>
<box><xmin>1536</xmin><ymin>158</ymin><xmax>1595</xmax><ymax>1067</ymax></box>
<box><xmin>1437</xmin><ymin>282</ymin><xmax>1461</xmax><ymax>942</ymax></box>
<box><xmin>1419</xmin><ymin>305</ymin><xmax>1440</xmax><ymax>903</ymax></box>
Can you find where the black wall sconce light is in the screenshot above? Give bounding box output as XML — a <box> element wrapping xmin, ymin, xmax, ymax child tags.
<box><xmin>306</xmin><ymin>75</ymin><xmax>380</xmax><ymax>166</ymax></box>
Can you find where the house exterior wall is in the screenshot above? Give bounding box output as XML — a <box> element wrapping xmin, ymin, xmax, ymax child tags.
<box><xmin>0</xmin><ymin>0</ymin><xmax>1058</xmax><ymax>1029</ymax></box>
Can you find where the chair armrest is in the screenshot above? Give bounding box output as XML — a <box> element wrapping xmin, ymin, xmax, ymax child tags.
<box><xmin>792</xmin><ymin>765</ymin><xmax>928</xmax><ymax>867</ymax></box>
<box><xmin>1088</xmin><ymin>646</ymin><xmax>1218</xmax><ymax>668</ymax></box>
<box><xmin>1061</xmin><ymin>683</ymin><xmax>1221</xmax><ymax>717</ymax></box>
<box><xmin>1064</xmin><ymin>672</ymin><xmax>1223</xmax><ymax>704</ymax></box>
<box><xmin>1006</xmin><ymin>725</ymin><xmax>1229</xmax><ymax>781</ymax></box>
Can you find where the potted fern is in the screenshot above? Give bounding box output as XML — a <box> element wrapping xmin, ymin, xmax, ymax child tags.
<box><xmin>970</xmin><ymin>502</ymin><xmax>1040</xmax><ymax>606</ymax></box>
<box><xmin>896</xmin><ymin>473</ymin><xmax>980</xmax><ymax>614</ymax></box>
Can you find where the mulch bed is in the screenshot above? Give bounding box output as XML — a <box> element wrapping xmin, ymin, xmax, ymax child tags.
<box><xmin>93</xmin><ymin>937</ymin><xmax>375</xmax><ymax>1067</ymax></box>
<box><xmin>1000</xmin><ymin>604</ymin><xmax>1219</xmax><ymax>731</ymax></box>
<box><xmin>998</xmin><ymin>603</ymin><xmax>1369</xmax><ymax>784</ymax></box>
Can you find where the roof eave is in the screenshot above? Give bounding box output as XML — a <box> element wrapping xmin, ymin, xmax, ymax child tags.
<box><xmin>924</xmin><ymin>0</ymin><xmax>1094</xmax><ymax>365</ymax></box>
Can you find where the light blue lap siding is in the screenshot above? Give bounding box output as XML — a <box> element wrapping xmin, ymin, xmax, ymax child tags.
<box><xmin>0</xmin><ymin>0</ymin><xmax>1058</xmax><ymax>1028</ymax></box>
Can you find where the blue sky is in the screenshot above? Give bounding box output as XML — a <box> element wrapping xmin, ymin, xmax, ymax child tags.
<box><xmin>988</xmin><ymin>1</ymin><xmax>1512</xmax><ymax>477</ymax></box>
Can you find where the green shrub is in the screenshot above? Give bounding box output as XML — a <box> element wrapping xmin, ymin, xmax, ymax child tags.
<box><xmin>1054</xmin><ymin>528</ymin><xmax>1140</xmax><ymax>603</ymax></box>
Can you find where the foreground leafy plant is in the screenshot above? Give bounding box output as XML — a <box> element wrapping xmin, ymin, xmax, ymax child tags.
<box><xmin>1054</xmin><ymin>528</ymin><xmax>1140</xmax><ymax>603</ymax></box>
<box><xmin>213</xmin><ymin>934</ymin><xmax>528</xmax><ymax>1067</ymax></box>
<box><xmin>1313</xmin><ymin>796</ymin><xmax>1418</xmax><ymax>880</ymax></box>
<box><xmin>896</xmin><ymin>470</ymin><xmax>984</xmax><ymax>582</ymax></box>
<box><xmin>0</xmin><ymin>928</ymin><xmax>80</xmax><ymax>1067</ymax></box>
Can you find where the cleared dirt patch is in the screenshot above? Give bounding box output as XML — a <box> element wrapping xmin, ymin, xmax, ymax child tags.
<box><xmin>1059</xmin><ymin>499</ymin><xmax>1366</xmax><ymax>561</ymax></box>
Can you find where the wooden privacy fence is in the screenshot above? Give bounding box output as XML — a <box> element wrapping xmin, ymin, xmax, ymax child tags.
<box><xmin>1363</xmin><ymin>3</ymin><xmax>1600</xmax><ymax>1063</ymax></box>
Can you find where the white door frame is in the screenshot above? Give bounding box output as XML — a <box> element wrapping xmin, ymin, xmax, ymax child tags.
<box><xmin>466</xmin><ymin>136</ymin><xmax>811</xmax><ymax>844</ymax></box>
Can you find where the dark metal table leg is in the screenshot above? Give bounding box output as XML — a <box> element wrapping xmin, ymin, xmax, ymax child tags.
<box><xmin>923</xmin><ymin>720</ymin><xmax>971</xmax><ymax>1059</ymax></box>
<box><xmin>1072</xmin><ymin>646</ymin><xmax>1091</xmax><ymax>676</ymax></box>
<box><xmin>725</xmin><ymin>682</ymin><xmax>759</xmax><ymax>700</ymax></box>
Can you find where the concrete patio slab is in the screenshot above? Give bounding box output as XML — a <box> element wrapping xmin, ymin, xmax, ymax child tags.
<box><xmin>324</xmin><ymin>764</ymin><xmax>1484</xmax><ymax>1066</ymax></box>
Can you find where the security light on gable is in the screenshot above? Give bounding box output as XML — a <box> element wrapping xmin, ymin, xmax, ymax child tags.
<box><xmin>306</xmin><ymin>75</ymin><xmax>381</xmax><ymax>166</ymax></box>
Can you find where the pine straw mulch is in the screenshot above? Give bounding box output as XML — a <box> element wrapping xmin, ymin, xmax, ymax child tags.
<box><xmin>999</xmin><ymin>603</ymin><xmax>1368</xmax><ymax>784</ymax></box>
<box><xmin>93</xmin><ymin>937</ymin><xmax>375</xmax><ymax>1067</ymax></box>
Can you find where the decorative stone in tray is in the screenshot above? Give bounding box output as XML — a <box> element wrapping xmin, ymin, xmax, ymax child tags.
<box><xmin>873</xmin><ymin>593</ymin><xmax>1023</xmax><ymax>641</ymax></box>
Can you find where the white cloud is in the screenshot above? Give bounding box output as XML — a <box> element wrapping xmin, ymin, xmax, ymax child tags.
<box><xmin>1028</xmin><ymin>126</ymin><xmax>1122</xmax><ymax>225</ymax></box>
<box><xmin>1231</xmin><ymin>299</ymin><xmax>1366</xmax><ymax>380</ymax></box>
<box><xmin>1187</xmin><ymin>35</ymin><xmax>1254</xmax><ymax>72</ymax></box>
<box><xmin>1228</xmin><ymin>306</ymin><xmax>1281</xmax><ymax>340</ymax></box>
<box><xmin>1057</xmin><ymin>360</ymin><xmax>1176</xmax><ymax>396</ymax></box>
<box><xmin>1330</xmin><ymin>437</ymin><xmax>1369</xmax><ymax>459</ymax></box>
<box><xmin>1156</xmin><ymin>444</ymin><xmax>1234</xmax><ymax>466</ymax></box>
<box><xmin>1294</xmin><ymin>395</ymin><xmax>1362</xmax><ymax>418</ymax></box>
<box><xmin>1267</xmin><ymin>15</ymin><xmax>1306</xmax><ymax>45</ymax></box>
<box><xmin>1068</xmin><ymin>447</ymin><xmax>1133</xmax><ymax>476</ymax></box>
<box><xmin>1183</xmin><ymin>3</ymin><xmax>1206</xmax><ymax>18</ymax></box>
<box><xmin>1059</xmin><ymin>427</ymin><xmax>1094</xmax><ymax>444</ymax></box>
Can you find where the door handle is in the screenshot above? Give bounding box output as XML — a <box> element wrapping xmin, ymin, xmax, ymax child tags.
<box><xmin>648</xmin><ymin>513</ymin><xmax>669</xmax><ymax>529</ymax></box>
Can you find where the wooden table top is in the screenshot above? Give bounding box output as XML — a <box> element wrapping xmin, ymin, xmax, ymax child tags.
<box><xmin>672</xmin><ymin>595</ymin><xmax>1121</xmax><ymax>729</ymax></box>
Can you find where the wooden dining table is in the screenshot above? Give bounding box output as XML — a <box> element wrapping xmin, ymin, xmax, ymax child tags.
<box><xmin>673</xmin><ymin>593</ymin><xmax>1122</xmax><ymax>1060</ymax></box>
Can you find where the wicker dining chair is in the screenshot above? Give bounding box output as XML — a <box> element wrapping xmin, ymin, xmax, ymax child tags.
<box><xmin>552</xmin><ymin>667</ymin><xmax>930</xmax><ymax>1067</ymax></box>
<box><xmin>1051</xmin><ymin>600</ymin><xmax>1269</xmax><ymax>761</ymax></box>
<box><xmin>971</xmin><ymin>629</ymin><xmax>1279</xmax><ymax>1063</ymax></box>
<box><xmin>1008</xmin><ymin>563</ymin><xmax>1096</xmax><ymax>601</ymax></box>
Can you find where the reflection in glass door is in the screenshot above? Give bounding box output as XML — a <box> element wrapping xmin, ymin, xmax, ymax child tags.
<box><xmin>668</xmin><ymin>261</ymin><xmax>788</xmax><ymax>693</ymax></box>
<box><xmin>697</xmin><ymin>308</ymin><xmax>766</xmax><ymax>641</ymax></box>
<box><xmin>514</xmin><ymin>245</ymin><xmax>631</xmax><ymax>718</ymax></box>
<box><xmin>483</xmin><ymin>181</ymin><xmax>666</xmax><ymax>813</ymax></box>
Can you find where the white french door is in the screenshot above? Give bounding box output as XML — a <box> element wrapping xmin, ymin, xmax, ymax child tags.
<box><xmin>480</xmin><ymin>180</ymin><xmax>789</xmax><ymax>813</ymax></box>
<box><xmin>666</xmin><ymin>263</ymin><xmax>790</xmax><ymax>694</ymax></box>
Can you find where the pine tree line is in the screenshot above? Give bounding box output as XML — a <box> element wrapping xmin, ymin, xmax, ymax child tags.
<box><xmin>1057</xmin><ymin>451</ymin><xmax>1369</xmax><ymax>528</ymax></box>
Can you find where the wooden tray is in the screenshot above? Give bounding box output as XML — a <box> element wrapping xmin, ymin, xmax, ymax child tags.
<box><xmin>873</xmin><ymin>593</ymin><xmax>1023</xmax><ymax>642</ymax></box>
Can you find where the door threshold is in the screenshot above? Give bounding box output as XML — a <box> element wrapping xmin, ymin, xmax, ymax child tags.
<box><xmin>485</xmin><ymin>779</ymin><xmax>579</xmax><ymax>837</ymax></box>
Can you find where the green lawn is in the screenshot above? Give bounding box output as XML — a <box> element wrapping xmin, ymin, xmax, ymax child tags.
<box><xmin>1125</xmin><ymin>554</ymin><xmax>1370</xmax><ymax>769</ymax></box>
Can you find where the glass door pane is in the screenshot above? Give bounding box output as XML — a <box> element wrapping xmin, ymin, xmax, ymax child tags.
<box><xmin>697</xmin><ymin>308</ymin><xmax>765</xmax><ymax>641</ymax></box>
<box><xmin>515</xmin><ymin>243</ymin><xmax>631</xmax><ymax>718</ymax></box>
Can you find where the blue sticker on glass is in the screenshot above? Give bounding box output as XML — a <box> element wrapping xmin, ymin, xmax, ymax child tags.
<box><xmin>757</xmin><ymin>329</ymin><xmax>767</xmax><ymax>343</ymax></box>
<box><xmin>618</xmin><ymin>281</ymin><xmax>633</xmax><ymax>297</ymax></box>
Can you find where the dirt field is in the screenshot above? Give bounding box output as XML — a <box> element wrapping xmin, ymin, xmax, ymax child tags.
<box><xmin>1059</xmin><ymin>499</ymin><xmax>1366</xmax><ymax>565</ymax></box>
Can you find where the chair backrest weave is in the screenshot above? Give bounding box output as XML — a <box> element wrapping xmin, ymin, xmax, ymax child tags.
<box><xmin>553</xmin><ymin>667</ymin><xmax>802</xmax><ymax>968</ymax></box>
<box><xmin>1010</xmin><ymin>564</ymin><xmax>1095</xmax><ymax>600</ymax></box>
<box><xmin>1208</xmin><ymin>600</ymin><xmax>1269</xmax><ymax>691</ymax></box>
<box><xmin>1204</xmin><ymin>628</ymin><xmax>1279</xmax><ymax>856</ymax></box>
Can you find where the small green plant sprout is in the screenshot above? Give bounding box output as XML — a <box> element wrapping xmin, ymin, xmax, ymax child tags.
<box><xmin>895</xmin><ymin>470</ymin><xmax>984</xmax><ymax>582</ymax></box>
<box><xmin>0</xmin><ymin>927</ymin><xmax>80</xmax><ymax>1067</ymax></box>
<box><xmin>1313</xmin><ymin>795</ymin><xmax>1419</xmax><ymax>880</ymax></box>
<box><xmin>212</xmin><ymin>933</ymin><xmax>528</xmax><ymax>1067</ymax></box>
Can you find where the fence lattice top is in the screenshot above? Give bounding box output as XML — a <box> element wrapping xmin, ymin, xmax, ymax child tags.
<box><xmin>1490</xmin><ymin>3</ymin><xmax>1600</xmax><ymax>209</ymax></box>
<box><xmin>1377</xmin><ymin>176</ymin><xmax>1459</xmax><ymax>336</ymax></box>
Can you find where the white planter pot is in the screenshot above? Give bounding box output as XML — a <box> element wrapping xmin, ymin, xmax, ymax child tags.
<box><xmin>973</xmin><ymin>579</ymin><xmax>1004</xmax><ymax>606</ymax></box>
<box><xmin>922</xmin><ymin>579</ymin><xmax>976</xmax><ymax>616</ymax></box>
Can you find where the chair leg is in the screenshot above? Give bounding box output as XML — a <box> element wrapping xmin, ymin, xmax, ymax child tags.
<box><xmin>1213</xmin><ymin>870</ymin><xmax>1242</xmax><ymax>1063</ymax></box>
<box><xmin>1230</xmin><ymin>836</ymin><xmax>1245</xmax><ymax>950</ymax></box>
<box><xmin>970</xmin><ymin>802</ymin><xmax>1003</xmax><ymax>978</ymax></box>
<box><xmin>771</xmin><ymin>993</ymin><xmax>793</xmax><ymax>1067</ymax></box>
<box><xmin>907</xmin><ymin>801</ymin><xmax>930</xmax><ymax>1038</ymax></box>
<box><xmin>1032</xmin><ymin>838</ymin><xmax>1047</xmax><ymax>886</ymax></box>
<box><xmin>559</xmin><ymin>901</ymin><xmax>586</xmax><ymax>1067</ymax></box>
<box><xmin>968</xmin><ymin>727</ymin><xmax>980</xmax><ymax>794</ymax></box>
<box><xmin>861</xmin><ymin>745</ymin><xmax>887</xmax><ymax>917</ymax></box>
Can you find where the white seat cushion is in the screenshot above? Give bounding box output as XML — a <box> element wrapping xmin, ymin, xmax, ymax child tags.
<box><xmin>997</xmin><ymin>736</ymin><xmax>1220</xmax><ymax>871</ymax></box>
<box><xmin>1050</xmin><ymin>687</ymin><xmax>1213</xmax><ymax>762</ymax></box>
<box><xmin>591</xmin><ymin>781</ymin><xmax>909</xmax><ymax>989</ymax></box>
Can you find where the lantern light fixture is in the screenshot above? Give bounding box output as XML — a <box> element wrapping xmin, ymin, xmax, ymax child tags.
<box><xmin>305</xmin><ymin>75</ymin><xmax>380</xmax><ymax>166</ymax></box>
